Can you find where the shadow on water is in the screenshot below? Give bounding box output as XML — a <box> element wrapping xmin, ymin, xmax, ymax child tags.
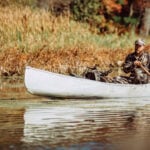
<box><xmin>0</xmin><ymin>77</ymin><xmax>150</xmax><ymax>150</ymax></box>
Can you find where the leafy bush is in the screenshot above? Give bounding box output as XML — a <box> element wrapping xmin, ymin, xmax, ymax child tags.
<box><xmin>70</xmin><ymin>0</ymin><xmax>140</xmax><ymax>34</ymax></box>
<box><xmin>70</xmin><ymin>0</ymin><xmax>102</xmax><ymax>22</ymax></box>
<box><xmin>123</xmin><ymin>16</ymin><xmax>138</xmax><ymax>25</ymax></box>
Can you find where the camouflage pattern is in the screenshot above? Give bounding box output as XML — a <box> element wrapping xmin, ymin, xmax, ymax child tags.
<box><xmin>81</xmin><ymin>52</ymin><xmax>150</xmax><ymax>84</ymax></box>
<box><xmin>123</xmin><ymin>52</ymin><xmax>150</xmax><ymax>84</ymax></box>
<box><xmin>83</xmin><ymin>67</ymin><xmax>113</xmax><ymax>82</ymax></box>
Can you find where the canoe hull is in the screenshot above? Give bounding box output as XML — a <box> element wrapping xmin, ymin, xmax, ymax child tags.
<box><xmin>24</xmin><ymin>66</ymin><xmax>150</xmax><ymax>98</ymax></box>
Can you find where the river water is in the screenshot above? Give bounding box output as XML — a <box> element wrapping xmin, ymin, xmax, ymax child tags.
<box><xmin>0</xmin><ymin>77</ymin><xmax>150</xmax><ymax>150</ymax></box>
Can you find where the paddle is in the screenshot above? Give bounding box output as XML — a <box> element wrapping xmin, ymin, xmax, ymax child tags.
<box><xmin>140</xmin><ymin>64</ymin><xmax>150</xmax><ymax>76</ymax></box>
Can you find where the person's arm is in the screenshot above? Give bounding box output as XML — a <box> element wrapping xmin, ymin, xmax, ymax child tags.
<box><xmin>123</xmin><ymin>54</ymin><xmax>134</xmax><ymax>73</ymax></box>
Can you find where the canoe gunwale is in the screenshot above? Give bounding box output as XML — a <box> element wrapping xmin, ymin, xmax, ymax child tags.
<box><xmin>24</xmin><ymin>66</ymin><xmax>150</xmax><ymax>98</ymax></box>
<box><xmin>25</xmin><ymin>66</ymin><xmax>149</xmax><ymax>88</ymax></box>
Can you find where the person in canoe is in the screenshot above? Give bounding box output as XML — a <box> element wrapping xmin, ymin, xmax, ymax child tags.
<box><xmin>122</xmin><ymin>39</ymin><xmax>150</xmax><ymax>84</ymax></box>
<box><xmin>107</xmin><ymin>39</ymin><xmax>150</xmax><ymax>84</ymax></box>
<box><xmin>83</xmin><ymin>39</ymin><xmax>150</xmax><ymax>84</ymax></box>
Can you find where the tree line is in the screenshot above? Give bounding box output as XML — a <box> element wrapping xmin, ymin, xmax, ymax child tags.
<box><xmin>1</xmin><ymin>0</ymin><xmax>150</xmax><ymax>36</ymax></box>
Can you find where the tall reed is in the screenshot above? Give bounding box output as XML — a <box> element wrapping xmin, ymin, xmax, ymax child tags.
<box><xmin>0</xmin><ymin>5</ymin><xmax>150</xmax><ymax>76</ymax></box>
<box><xmin>0</xmin><ymin>5</ymin><xmax>148</xmax><ymax>53</ymax></box>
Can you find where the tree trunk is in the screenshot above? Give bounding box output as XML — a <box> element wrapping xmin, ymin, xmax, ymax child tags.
<box><xmin>139</xmin><ymin>1</ymin><xmax>150</xmax><ymax>36</ymax></box>
<box><xmin>139</xmin><ymin>8</ymin><xmax>150</xmax><ymax>36</ymax></box>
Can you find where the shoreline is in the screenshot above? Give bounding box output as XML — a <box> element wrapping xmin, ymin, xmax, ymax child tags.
<box><xmin>0</xmin><ymin>48</ymin><xmax>132</xmax><ymax>77</ymax></box>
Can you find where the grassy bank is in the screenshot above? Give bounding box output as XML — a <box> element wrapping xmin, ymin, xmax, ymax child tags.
<box><xmin>0</xmin><ymin>5</ymin><xmax>144</xmax><ymax>52</ymax></box>
<box><xmin>0</xmin><ymin>6</ymin><xmax>150</xmax><ymax>76</ymax></box>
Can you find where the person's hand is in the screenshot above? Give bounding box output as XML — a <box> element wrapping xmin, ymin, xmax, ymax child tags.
<box><xmin>134</xmin><ymin>60</ymin><xmax>142</xmax><ymax>67</ymax></box>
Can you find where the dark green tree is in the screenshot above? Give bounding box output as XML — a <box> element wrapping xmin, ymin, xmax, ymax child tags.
<box><xmin>70</xmin><ymin>0</ymin><xmax>103</xmax><ymax>24</ymax></box>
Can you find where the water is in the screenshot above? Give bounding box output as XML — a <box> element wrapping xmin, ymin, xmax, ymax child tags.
<box><xmin>0</xmin><ymin>77</ymin><xmax>150</xmax><ymax>150</ymax></box>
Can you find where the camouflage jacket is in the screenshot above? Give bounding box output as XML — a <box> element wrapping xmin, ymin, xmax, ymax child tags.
<box><xmin>123</xmin><ymin>52</ymin><xmax>150</xmax><ymax>84</ymax></box>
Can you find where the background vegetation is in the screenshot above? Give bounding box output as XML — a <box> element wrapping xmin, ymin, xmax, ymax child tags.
<box><xmin>0</xmin><ymin>0</ymin><xmax>150</xmax><ymax>76</ymax></box>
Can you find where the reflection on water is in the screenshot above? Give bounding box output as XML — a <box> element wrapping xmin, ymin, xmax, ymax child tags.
<box><xmin>0</xmin><ymin>77</ymin><xmax>150</xmax><ymax>150</ymax></box>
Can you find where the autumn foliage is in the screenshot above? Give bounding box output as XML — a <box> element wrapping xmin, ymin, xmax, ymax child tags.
<box><xmin>102</xmin><ymin>0</ymin><xmax>122</xmax><ymax>13</ymax></box>
<box><xmin>0</xmin><ymin>47</ymin><xmax>132</xmax><ymax>76</ymax></box>
<box><xmin>0</xmin><ymin>0</ymin><xmax>149</xmax><ymax>76</ymax></box>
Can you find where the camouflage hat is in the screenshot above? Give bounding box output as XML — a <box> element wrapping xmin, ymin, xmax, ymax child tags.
<box><xmin>135</xmin><ymin>39</ymin><xmax>145</xmax><ymax>46</ymax></box>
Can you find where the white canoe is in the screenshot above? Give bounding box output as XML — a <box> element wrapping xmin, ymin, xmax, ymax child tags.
<box><xmin>24</xmin><ymin>66</ymin><xmax>150</xmax><ymax>98</ymax></box>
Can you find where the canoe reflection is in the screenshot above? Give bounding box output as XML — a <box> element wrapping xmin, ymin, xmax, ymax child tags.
<box><xmin>0</xmin><ymin>98</ymin><xmax>150</xmax><ymax>150</ymax></box>
<box><xmin>22</xmin><ymin>104</ymin><xmax>150</xmax><ymax>149</ymax></box>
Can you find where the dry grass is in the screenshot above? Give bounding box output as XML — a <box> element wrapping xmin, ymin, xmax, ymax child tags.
<box><xmin>0</xmin><ymin>47</ymin><xmax>133</xmax><ymax>76</ymax></box>
<box><xmin>0</xmin><ymin>5</ymin><xmax>147</xmax><ymax>52</ymax></box>
<box><xmin>0</xmin><ymin>5</ymin><xmax>150</xmax><ymax>76</ymax></box>
<box><xmin>1</xmin><ymin>45</ymin><xmax>150</xmax><ymax>76</ymax></box>
<box><xmin>0</xmin><ymin>6</ymin><xmax>94</xmax><ymax>52</ymax></box>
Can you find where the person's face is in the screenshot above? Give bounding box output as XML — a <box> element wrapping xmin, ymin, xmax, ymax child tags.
<box><xmin>135</xmin><ymin>44</ymin><xmax>144</xmax><ymax>54</ymax></box>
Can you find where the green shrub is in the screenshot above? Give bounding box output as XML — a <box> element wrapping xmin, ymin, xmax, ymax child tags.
<box><xmin>70</xmin><ymin>0</ymin><xmax>103</xmax><ymax>23</ymax></box>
